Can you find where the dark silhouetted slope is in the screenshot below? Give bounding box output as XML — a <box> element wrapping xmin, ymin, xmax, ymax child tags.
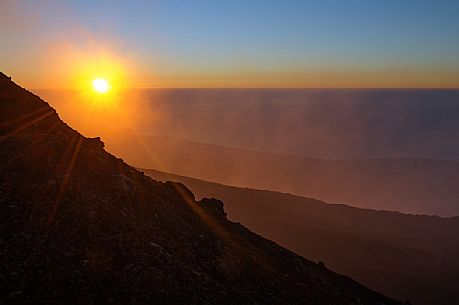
<box><xmin>0</xmin><ymin>72</ymin><xmax>402</xmax><ymax>305</ymax></box>
<box><xmin>143</xmin><ymin>168</ymin><xmax>459</xmax><ymax>305</ymax></box>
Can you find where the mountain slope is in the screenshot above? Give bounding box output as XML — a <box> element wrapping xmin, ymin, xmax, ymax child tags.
<box><xmin>142</xmin><ymin>168</ymin><xmax>459</xmax><ymax>305</ymax></box>
<box><xmin>0</xmin><ymin>72</ymin><xmax>402</xmax><ymax>305</ymax></box>
<box><xmin>105</xmin><ymin>135</ymin><xmax>459</xmax><ymax>217</ymax></box>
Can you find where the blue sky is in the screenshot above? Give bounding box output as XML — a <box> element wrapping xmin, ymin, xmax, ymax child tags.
<box><xmin>1</xmin><ymin>0</ymin><xmax>459</xmax><ymax>87</ymax></box>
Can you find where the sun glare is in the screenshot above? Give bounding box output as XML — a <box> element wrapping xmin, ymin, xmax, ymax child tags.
<box><xmin>93</xmin><ymin>78</ymin><xmax>110</xmax><ymax>93</ymax></box>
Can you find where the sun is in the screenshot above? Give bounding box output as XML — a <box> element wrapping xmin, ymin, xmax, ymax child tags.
<box><xmin>92</xmin><ymin>78</ymin><xmax>110</xmax><ymax>93</ymax></box>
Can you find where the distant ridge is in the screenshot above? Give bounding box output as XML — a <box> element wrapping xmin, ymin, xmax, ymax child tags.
<box><xmin>106</xmin><ymin>134</ymin><xmax>459</xmax><ymax>216</ymax></box>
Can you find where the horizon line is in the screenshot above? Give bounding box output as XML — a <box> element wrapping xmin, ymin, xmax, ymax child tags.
<box><xmin>32</xmin><ymin>87</ymin><xmax>459</xmax><ymax>90</ymax></box>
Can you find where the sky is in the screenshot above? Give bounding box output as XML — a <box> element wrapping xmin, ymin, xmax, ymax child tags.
<box><xmin>1</xmin><ymin>0</ymin><xmax>459</xmax><ymax>88</ymax></box>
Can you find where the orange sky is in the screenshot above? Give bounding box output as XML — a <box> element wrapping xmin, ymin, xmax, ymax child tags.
<box><xmin>1</xmin><ymin>1</ymin><xmax>459</xmax><ymax>89</ymax></box>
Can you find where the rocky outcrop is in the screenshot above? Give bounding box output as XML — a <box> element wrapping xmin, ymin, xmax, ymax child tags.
<box><xmin>0</xmin><ymin>72</ymin><xmax>401</xmax><ymax>305</ymax></box>
<box><xmin>199</xmin><ymin>198</ymin><xmax>227</xmax><ymax>219</ymax></box>
<box><xmin>84</xmin><ymin>136</ymin><xmax>105</xmax><ymax>150</ymax></box>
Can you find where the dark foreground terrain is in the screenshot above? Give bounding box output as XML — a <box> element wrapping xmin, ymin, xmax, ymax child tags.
<box><xmin>0</xmin><ymin>72</ymin><xmax>402</xmax><ymax>305</ymax></box>
<box><xmin>143</xmin><ymin>169</ymin><xmax>459</xmax><ymax>305</ymax></box>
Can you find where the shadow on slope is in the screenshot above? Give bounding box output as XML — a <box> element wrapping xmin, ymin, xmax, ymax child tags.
<box><xmin>143</xmin><ymin>168</ymin><xmax>459</xmax><ymax>305</ymax></box>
